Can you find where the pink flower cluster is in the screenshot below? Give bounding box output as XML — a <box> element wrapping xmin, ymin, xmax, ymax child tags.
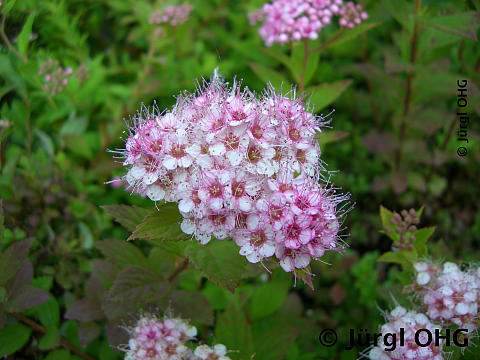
<box><xmin>249</xmin><ymin>0</ymin><xmax>368</xmax><ymax>46</ymax></box>
<box><xmin>121</xmin><ymin>76</ymin><xmax>348</xmax><ymax>273</ymax></box>
<box><xmin>368</xmin><ymin>307</ymin><xmax>444</xmax><ymax>360</ymax></box>
<box><xmin>123</xmin><ymin>314</ymin><xmax>231</xmax><ymax>360</ymax></box>
<box><xmin>39</xmin><ymin>59</ymin><xmax>73</xmax><ymax>96</ymax></box>
<box><xmin>413</xmin><ymin>261</ymin><xmax>480</xmax><ymax>333</ymax></box>
<box><xmin>149</xmin><ymin>4</ymin><xmax>194</xmax><ymax>26</ymax></box>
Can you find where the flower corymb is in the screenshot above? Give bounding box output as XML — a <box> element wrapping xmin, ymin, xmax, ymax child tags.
<box><xmin>249</xmin><ymin>0</ymin><xmax>368</xmax><ymax>46</ymax></box>
<box><xmin>119</xmin><ymin>74</ymin><xmax>349</xmax><ymax>273</ymax></box>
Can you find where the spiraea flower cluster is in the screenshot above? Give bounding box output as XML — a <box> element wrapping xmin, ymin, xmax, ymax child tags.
<box><xmin>149</xmin><ymin>4</ymin><xmax>194</xmax><ymax>26</ymax></box>
<box><xmin>120</xmin><ymin>75</ymin><xmax>348</xmax><ymax>273</ymax></box>
<box><xmin>123</xmin><ymin>314</ymin><xmax>231</xmax><ymax>360</ymax></box>
<box><xmin>368</xmin><ymin>307</ymin><xmax>444</xmax><ymax>360</ymax></box>
<box><xmin>413</xmin><ymin>261</ymin><xmax>480</xmax><ymax>333</ymax></box>
<box><xmin>38</xmin><ymin>59</ymin><xmax>73</xmax><ymax>96</ymax></box>
<box><xmin>249</xmin><ymin>0</ymin><xmax>368</xmax><ymax>46</ymax></box>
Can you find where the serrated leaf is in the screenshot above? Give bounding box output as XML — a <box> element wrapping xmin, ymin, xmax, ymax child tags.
<box><xmin>249</xmin><ymin>62</ymin><xmax>290</xmax><ymax>90</ymax></box>
<box><xmin>413</xmin><ymin>226</ymin><xmax>436</xmax><ymax>257</ymax></box>
<box><xmin>215</xmin><ymin>302</ymin><xmax>254</xmax><ymax>359</ymax></box>
<box><xmin>185</xmin><ymin>241</ymin><xmax>248</xmax><ymax>293</ymax></box>
<box><xmin>379</xmin><ymin>205</ymin><xmax>394</xmax><ymax>231</ymax></box>
<box><xmin>4</xmin><ymin>285</ymin><xmax>50</xmax><ymax>312</ymax></box>
<box><xmin>17</xmin><ymin>13</ymin><xmax>35</xmax><ymax>56</ymax></box>
<box><xmin>306</xmin><ymin>79</ymin><xmax>352</xmax><ymax>111</ymax></box>
<box><xmin>65</xmin><ymin>298</ymin><xmax>105</xmax><ymax>322</ymax></box>
<box><xmin>425</xmin><ymin>12</ymin><xmax>479</xmax><ymax>41</ymax></box>
<box><xmin>101</xmin><ymin>205</ymin><xmax>151</xmax><ymax>232</ymax></box>
<box><xmin>128</xmin><ymin>203</ymin><xmax>184</xmax><ymax>241</ymax></box>
<box><xmin>108</xmin><ymin>265</ymin><xmax>170</xmax><ymax>303</ymax></box>
<box><xmin>0</xmin><ymin>238</ymin><xmax>33</xmax><ymax>285</ymax></box>
<box><xmin>0</xmin><ymin>323</ymin><xmax>32</xmax><ymax>356</ymax></box>
<box><xmin>95</xmin><ymin>239</ymin><xmax>146</xmax><ymax>268</ymax></box>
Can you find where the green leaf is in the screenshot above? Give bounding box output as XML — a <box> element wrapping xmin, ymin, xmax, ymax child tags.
<box><xmin>0</xmin><ymin>323</ymin><xmax>32</xmax><ymax>356</ymax></box>
<box><xmin>17</xmin><ymin>13</ymin><xmax>35</xmax><ymax>56</ymax></box>
<box><xmin>128</xmin><ymin>203</ymin><xmax>184</xmax><ymax>241</ymax></box>
<box><xmin>317</xmin><ymin>130</ymin><xmax>349</xmax><ymax>146</ymax></box>
<box><xmin>34</xmin><ymin>128</ymin><xmax>55</xmax><ymax>157</ymax></box>
<box><xmin>249</xmin><ymin>62</ymin><xmax>290</xmax><ymax>90</ymax></box>
<box><xmin>44</xmin><ymin>349</ymin><xmax>71</xmax><ymax>360</ymax></box>
<box><xmin>379</xmin><ymin>205</ymin><xmax>394</xmax><ymax>231</ymax></box>
<box><xmin>215</xmin><ymin>302</ymin><xmax>254</xmax><ymax>359</ymax></box>
<box><xmin>323</xmin><ymin>22</ymin><xmax>382</xmax><ymax>49</ymax></box>
<box><xmin>249</xmin><ymin>281</ymin><xmax>289</xmax><ymax>319</ymax></box>
<box><xmin>306</xmin><ymin>79</ymin><xmax>352</xmax><ymax>111</ymax></box>
<box><xmin>259</xmin><ymin>48</ymin><xmax>296</xmax><ymax>75</ymax></box>
<box><xmin>413</xmin><ymin>226</ymin><xmax>436</xmax><ymax>257</ymax></box>
<box><xmin>38</xmin><ymin>325</ymin><xmax>59</xmax><ymax>350</ymax></box>
<box><xmin>101</xmin><ymin>205</ymin><xmax>151</xmax><ymax>232</ymax></box>
<box><xmin>95</xmin><ymin>239</ymin><xmax>146</xmax><ymax>268</ymax></box>
<box><xmin>185</xmin><ymin>241</ymin><xmax>249</xmax><ymax>293</ymax></box>
<box><xmin>291</xmin><ymin>42</ymin><xmax>320</xmax><ymax>86</ymax></box>
<box><xmin>35</xmin><ymin>297</ymin><xmax>60</xmax><ymax>327</ymax></box>
<box><xmin>377</xmin><ymin>251</ymin><xmax>410</xmax><ymax>266</ymax></box>
<box><xmin>0</xmin><ymin>238</ymin><xmax>33</xmax><ymax>285</ymax></box>
<box><xmin>3</xmin><ymin>0</ymin><xmax>18</xmax><ymax>15</ymax></box>
<box><xmin>202</xmin><ymin>283</ymin><xmax>229</xmax><ymax>310</ymax></box>
<box><xmin>424</xmin><ymin>12</ymin><xmax>479</xmax><ymax>41</ymax></box>
<box><xmin>253</xmin><ymin>316</ymin><xmax>300</xmax><ymax>360</ymax></box>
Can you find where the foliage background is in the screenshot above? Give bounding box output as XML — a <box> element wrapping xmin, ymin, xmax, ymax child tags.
<box><xmin>1</xmin><ymin>0</ymin><xmax>479</xmax><ymax>359</ymax></box>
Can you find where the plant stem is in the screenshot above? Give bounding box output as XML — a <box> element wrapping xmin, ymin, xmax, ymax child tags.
<box><xmin>395</xmin><ymin>0</ymin><xmax>421</xmax><ymax>170</ymax></box>
<box><xmin>11</xmin><ymin>313</ymin><xmax>96</xmax><ymax>360</ymax></box>
<box><xmin>298</xmin><ymin>39</ymin><xmax>310</xmax><ymax>92</ymax></box>
<box><xmin>167</xmin><ymin>258</ymin><xmax>189</xmax><ymax>282</ymax></box>
<box><xmin>0</xmin><ymin>15</ymin><xmax>28</xmax><ymax>63</ymax></box>
<box><xmin>309</xmin><ymin>28</ymin><xmax>346</xmax><ymax>54</ymax></box>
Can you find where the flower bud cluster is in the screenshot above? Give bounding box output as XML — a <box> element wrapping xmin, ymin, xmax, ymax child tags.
<box><xmin>39</xmin><ymin>59</ymin><xmax>73</xmax><ymax>96</ymax></box>
<box><xmin>149</xmin><ymin>5</ymin><xmax>194</xmax><ymax>26</ymax></box>
<box><xmin>120</xmin><ymin>76</ymin><xmax>348</xmax><ymax>273</ymax></box>
<box><xmin>389</xmin><ymin>208</ymin><xmax>420</xmax><ymax>250</ymax></box>
<box><xmin>413</xmin><ymin>261</ymin><xmax>480</xmax><ymax>333</ymax></box>
<box><xmin>368</xmin><ymin>306</ymin><xmax>444</xmax><ymax>360</ymax></box>
<box><xmin>123</xmin><ymin>314</ymin><xmax>231</xmax><ymax>360</ymax></box>
<box><xmin>249</xmin><ymin>0</ymin><xmax>368</xmax><ymax>46</ymax></box>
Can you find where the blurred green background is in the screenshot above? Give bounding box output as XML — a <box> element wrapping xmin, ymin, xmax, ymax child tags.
<box><xmin>1</xmin><ymin>0</ymin><xmax>479</xmax><ymax>359</ymax></box>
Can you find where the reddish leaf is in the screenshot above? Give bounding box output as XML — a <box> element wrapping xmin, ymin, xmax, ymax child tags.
<box><xmin>65</xmin><ymin>299</ymin><xmax>105</xmax><ymax>322</ymax></box>
<box><xmin>329</xmin><ymin>282</ymin><xmax>346</xmax><ymax>305</ymax></box>
<box><xmin>158</xmin><ymin>290</ymin><xmax>213</xmax><ymax>326</ymax></box>
<box><xmin>0</xmin><ymin>238</ymin><xmax>33</xmax><ymax>285</ymax></box>
<box><xmin>108</xmin><ymin>266</ymin><xmax>170</xmax><ymax>303</ymax></box>
<box><xmin>78</xmin><ymin>322</ymin><xmax>101</xmax><ymax>347</ymax></box>
<box><xmin>4</xmin><ymin>285</ymin><xmax>50</xmax><ymax>312</ymax></box>
<box><xmin>361</xmin><ymin>131</ymin><xmax>395</xmax><ymax>154</ymax></box>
